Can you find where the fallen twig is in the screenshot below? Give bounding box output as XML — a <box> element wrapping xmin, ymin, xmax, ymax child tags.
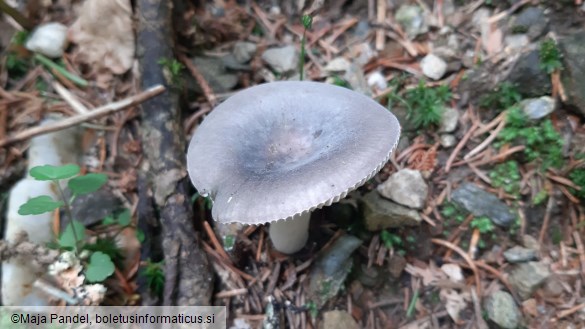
<box><xmin>52</xmin><ymin>81</ymin><xmax>90</xmax><ymax>114</ymax></box>
<box><xmin>465</xmin><ymin>118</ymin><xmax>505</xmax><ymax>160</ymax></box>
<box><xmin>538</xmin><ymin>194</ymin><xmax>555</xmax><ymax>243</ymax></box>
<box><xmin>178</xmin><ymin>53</ymin><xmax>217</xmax><ymax>107</ymax></box>
<box><xmin>445</xmin><ymin>121</ymin><xmax>480</xmax><ymax>173</ymax></box>
<box><xmin>0</xmin><ymin>85</ymin><xmax>165</xmax><ymax>147</ymax></box>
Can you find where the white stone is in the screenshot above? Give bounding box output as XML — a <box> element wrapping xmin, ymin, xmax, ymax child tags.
<box><xmin>440</xmin><ymin>107</ymin><xmax>459</xmax><ymax>133</ymax></box>
<box><xmin>440</xmin><ymin>134</ymin><xmax>456</xmax><ymax>148</ymax></box>
<box><xmin>367</xmin><ymin>71</ymin><xmax>387</xmax><ymax>90</ymax></box>
<box><xmin>421</xmin><ymin>54</ymin><xmax>447</xmax><ymax>80</ymax></box>
<box><xmin>395</xmin><ymin>5</ymin><xmax>429</xmax><ymax>40</ymax></box>
<box><xmin>25</xmin><ymin>22</ymin><xmax>68</xmax><ymax>58</ymax></box>
<box><xmin>377</xmin><ymin>169</ymin><xmax>428</xmax><ymax>209</ymax></box>
<box><xmin>2</xmin><ymin>119</ymin><xmax>81</xmax><ymax>306</ymax></box>
<box><xmin>520</xmin><ymin>96</ymin><xmax>556</xmax><ymax>120</ymax></box>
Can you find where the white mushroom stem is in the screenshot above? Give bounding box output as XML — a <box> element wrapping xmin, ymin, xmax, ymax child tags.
<box><xmin>268</xmin><ymin>212</ymin><xmax>311</xmax><ymax>254</ymax></box>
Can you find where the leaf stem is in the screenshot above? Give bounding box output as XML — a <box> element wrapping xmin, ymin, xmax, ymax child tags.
<box><xmin>0</xmin><ymin>0</ymin><xmax>34</xmax><ymax>30</ymax></box>
<box><xmin>34</xmin><ymin>53</ymin><xmax>88</xmax><ymax>87</ymax></box>
<box><xmin>299</xmin><ymin>15</ymin><xmax>312</xmax><ymax>81</ymax></box>
<box><xmin>55</xmin><ymin>181</ymin><xmax>81</xmax><ymax>253</ymax></box>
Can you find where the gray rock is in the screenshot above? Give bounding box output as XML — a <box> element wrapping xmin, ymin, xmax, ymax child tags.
<box><xmin>451</xmin><ymin>183</ymin><xmax>516</xmax><ymax>227</ymax></box>
<box><xmin>505</xmin><ymin>34</ymin><xmax>530</xmax><ymax>51</ymax></box>
<box><xmin>509</xmin><ymin>7</ymin><xmax>548</xmax><ymax>40</ymax></box>
<box><xmin>508</xmin><ymin>49</ymin><xmax>552</xmax><ymax>97</ymax></box>
<box><xmin>559</xmin><ymin>31</ymin><xmax>585</xmax><ymax>117</ymax></box>
<box><xmin>221</xmin><ymin>55</ymin><xmax>251</xmax><ymax>71</ymax></box>
<box><xmin>440</xmin><ymin>134</ymin><xmax>456</xmax><ymax>148</ymax></box>
<box><xmin>321</xmin><ymin>311</ymin><xmax>360</xmax><ymax>329</ymax></box>
<box><xmin>395</xmin><ymin>5</ymin><xmax>428</xmax><ymax>40</ymax></box>
<box><xmin>261</xmin><ymin>45</ymin><xmax>298</xmax><ymax>73</ymax></box>
<box><xmin>520</xmin><ymin>96</ymin><xmax>556</xmax><ymax>120</ymax></box>
<box><xmin>420</xmin><ymin>54</ymin><xmax>447</xmax><ymax>80</ymax></box>
<box><xmin>360</xmin><ymin>191</ymin><xmax>421</xmax><ymax>231</ymax></box>
<box><xmin>508</xmin><ymin>261</ymin><xmax>551</xmax><ymax>300</ymax></box>
<box><xmin>344</xmin><ymin>63</ymin><xmax>371</xmax><ymax>95</ymax></box>
<box><xmin>307</xmin><ymin>235</ymin><xmax>362</xmax><ymax>309</ymax></box>
<box><xmin>521</xmin><ymin>234</ymin><xmax>541</xmax><ymax>251</ymax></box>
<box><xmin>484</xmin><ymin>291</ymin><xmax>523</xmax><ymax>329</ymax></box>
<box><xmin>190</xmin><ymin>56</ymin><xmax>238</xmax><ymax>93</ymax></box>
<box><xmin>542</xmin><ymin>275</ymin><xmax>564</xmax><ymax>298</ymax></box>
<box><xmin>377</xmin><ymin>169</ymin><xmax>428</xmax><ymax>209</ymax></box>
<box><xmin>439</xmin><ymin>107</ymin><xmax>459</xmax><ymax>133</ymax></box>
<box><xmin>70</xmin><ymin>188</ymin><xmax>122</xmax><ymax>227</ymax></box>
<box><xmin>233</xmin><ymin>41</ymin><xmax>257</xmax><ymax>63</ymax></box>
<box><xmin>471</xmin><ymin>8</ymin><xmax>491</xmax><ymax>32</ymax></box>
<box><xmin>388</xmin><ymin>254</ymin><xmax>407</xmax><ymax>278</ymax></box>
<box><xmin>354</xmin><ymin>263</ymin><xmax>384</xmax><ymax>287</ymax></box>
<box><xmin>324</xmin><ymin>57</ymin><xmax>350</xmax><ymax>73</ymax></box>
<box><xmin>503</xmin><ymin>246</ymin><xmax>538</xmax><ymax>263</ymax></box>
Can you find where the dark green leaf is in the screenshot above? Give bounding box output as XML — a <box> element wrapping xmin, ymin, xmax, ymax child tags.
<box><xmin>102</xmin><ymin>215</ymin><xmax>116</xmax><ymax>225</ymax></box>
<box><xmin>136</xmin><ymin>228</ymin><xmax>145</xmax><ymax>243</ymax></box>
<box><xmin>117</xmin><ymin>209</ymin><xmax>132</xmax><ymax>227</ymax></box>
<box><xmin>30</xmin><ymin>164</ymin><xmax>80</xmax><ymax>181</ymax></box>
<box><xmin>68</xmin><ymin>173</ymin><xmax>108</xmax><ymax>195</ymax></box>
<box><xmin>18</xmin><ymin>196</ymin><xmax>63</xmax><ymax>215</ymax></box>
<box><xmin>59</xmin><ymin>220</ymin><xmax>86</xmax><ymax>249</ymax></box>
<box><xmin>85</xmin><ymin>251</ymin><xmax>115</xmax><ymax>282</ymax></box>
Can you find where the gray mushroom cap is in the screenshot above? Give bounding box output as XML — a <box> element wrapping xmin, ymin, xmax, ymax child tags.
<box><xmin>187</xmin><ymin>81</ymin><xmax>401</xmax><ymax>225</ymax></box>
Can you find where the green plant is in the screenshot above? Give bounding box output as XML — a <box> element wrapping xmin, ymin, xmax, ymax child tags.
<box><xmin>489</xmin><ymin>161</ymin><xmax>521</xmax><ymax>197</ymax></box>
<box><xmin>304</xmin><ymin>300</ymin><xmax>318</xmax><ymax>319</ymax></box>
<box><xmin>569</xmin><ymin>168</ymin><xmax>585</xmax><ymax>200</ymax></box>
<box><xmin>441</xmin><ymin>202</ymin><xmax>466</xmax><ymax>223</ymax></box>
<box><xmin>6</xmin><ymin>30</ymin><xmax>30</xmax><ymax>78</ymax></box>
<box><xmin>141</xmin><ymin>260</ymin><xmax>165</xmax><ymax>296</ymax></box>
<box><xmin>479</xmin><ymin>82</ymin><xmax>522</xmax><ymax>110</ymax></box>
<box><xmin>192</xmin><ymin>191</ymin><xmax>213</xmax><ymax>210</ymax></box>
<box><xmin>532</xmin><ymin>189</ymin><xmax>548</xmax><ymax>205</ymax></box>
<box><xmin>330</xmin><ymin>75</ymin><xmax>351</xmax><ymax>89</ymax></box>
<box><xmin>380</xmin><ymin>230</ymin><xmax>402</xmax><ymax>249</ymax></box>
<box><xmin>539</xmin><ymin>38</ymin><xmax>563</xmax><ymax>74</ymax></box>
<box><xmin>34</xmin><ymin>54</ymin><xmax>88</xmax><ymax>87</ymax></box>
<box><xmin>470</xmin><ymin>216</ymin><xmax>495</xmax><ymax>249</ymax></box>
<box><xmin>470</xmin><ymin>216</ymin><xmax>495</xmax><ymax>234</ymax></box>
<box><xmin>403</xmin><ymin>81</ymin><xmax>451</xmax><ymax>129</ymax></box>
<box><xmin>497</xmin><ymin>106</ymin><xmax>564</xmax><ymax>169</ymax></box>
<box><xmin>158</xmin><ymin>57</ymin><xmax>184</xmax><ymax>87</ymax></box>
<box><xmin>299</xmin><ymin>14</ymin><xmax>313</xmax><ymax>80</ymax></box>
<box><xmin>17</xmin><ymin>164</ymin><xmax>121</xmax><ymax>283</ymax></box>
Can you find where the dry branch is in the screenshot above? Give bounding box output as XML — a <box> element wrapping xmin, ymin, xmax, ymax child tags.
<box><xmin>0</xmin><ymin>85</ymin><xmax>165</xmax><ymax>148</ymax></box>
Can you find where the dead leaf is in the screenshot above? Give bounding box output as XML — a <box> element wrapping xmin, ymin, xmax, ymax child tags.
<box><xmin>68</xmin><ymin>0</ymin><xmax>134</xmax><ymax>86</ymax></box>
<box><xmin>405</xmin><ymin>262</ymin><xmax>447</xmax><ymax>286</ymax></box>
<box><xmin>440</xmin><ymin>289</ymin><xmax>469</xmax><ymax>324</ymax></box>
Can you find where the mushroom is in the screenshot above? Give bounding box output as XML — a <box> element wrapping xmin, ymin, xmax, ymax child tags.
<box><xmin>187</xmin><ymin>81</ymin><xmax>400</xmax><ymax>254</ymax></box>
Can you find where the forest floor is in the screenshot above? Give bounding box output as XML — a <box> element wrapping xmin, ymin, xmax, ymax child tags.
<box><xmin>1</xmin><ymin>0</ymin><xmax>585</xmax><ymax>328</ymax></box>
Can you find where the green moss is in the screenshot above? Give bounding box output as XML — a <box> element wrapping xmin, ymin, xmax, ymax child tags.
<box><xmin>489</xmin><ymin>161</ymin><xmax>522</xmax><ymax>198</ymax></box>
<box><xmin>496</xmin><ymin>107</ymin><xmax>564</xmax><ymax>170</ymax></box>
<box><xmin>403</xmin><ymin>81</ymin><xmax>451</xmax><ymax>130</ymax></box>
<box><xmin>539</xmin><ymin>38</ymin><xmax>563</xmax><ymax>74</ymax></box>
<box><xmin>569</xmin><ymin>168</ymin><xmax>585</xmax><ymax>200</ymax></box>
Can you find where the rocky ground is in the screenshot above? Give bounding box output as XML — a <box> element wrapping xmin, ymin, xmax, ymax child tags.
<box><xmin>1</xmin><ymin>0</ymin><xmax>585</xmax><ymax>328</ymax></box>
